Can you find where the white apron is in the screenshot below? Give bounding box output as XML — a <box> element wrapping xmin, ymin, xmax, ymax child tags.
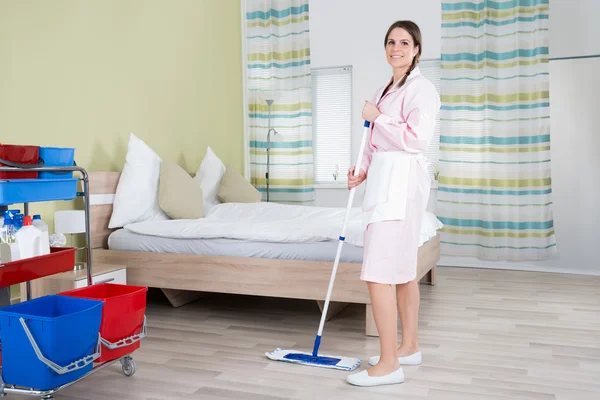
<box><xmin>362</xmin><ymin>151</ymin><xmax>428</xmax><ymax>229</ymax></box>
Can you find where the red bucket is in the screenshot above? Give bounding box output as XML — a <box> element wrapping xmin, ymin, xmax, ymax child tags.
<box><xmin>59</xmin><ymin>283</ymin><xmax>148</xmax><ymax>363</ymax></box>
<box><xmin>0</xmin><ymin>144</ymin><xmax>41</xmax><ymax>179</ymax></box>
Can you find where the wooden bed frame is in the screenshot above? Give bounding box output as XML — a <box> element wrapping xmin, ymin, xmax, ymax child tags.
<box><xmin>88</xmin><ymin>172</ymin><xmax>440</xmax><ymax>336</ymax></box>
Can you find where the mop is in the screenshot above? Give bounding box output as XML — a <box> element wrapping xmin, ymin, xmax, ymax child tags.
<box><xmin>265</xmin><ymin>121</ymin><xmax>372</xmax><ymax>371</ymax></box>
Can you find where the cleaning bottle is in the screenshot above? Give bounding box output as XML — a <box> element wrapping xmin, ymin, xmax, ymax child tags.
<box><xmin>14</xmin><ymin>216</ymin><xmax>44</xmax><ymax>260</ymax></box>
<box><xmin>0</xmin><ymin>217</ymin><xmax>16</xmax><ymax>244</ymax></box>
<box><xmin>0</xmin><ymin>217</ymin><xmax>19</xmax><ymax>262</ymax></box>
<box><xmin>32</xmin><ymin>214</ymin><xmax>50</xmax><ymax>255</ymax></box>
<box><xmin>1</xmin><ymin>210</ymin><xmax>19</xmax><ymax>233</ymax></box>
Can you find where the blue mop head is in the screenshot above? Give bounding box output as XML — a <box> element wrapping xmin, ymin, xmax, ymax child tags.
<box><xmin>265</xmin><ymin>348</ymin><xmax>361</xmax><ymax>371</ymax></box>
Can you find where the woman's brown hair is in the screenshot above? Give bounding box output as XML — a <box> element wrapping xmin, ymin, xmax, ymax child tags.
<box><xmin>385</xmin><ymin>20</ymin><xmax>422</xmax><ymax>88</ymax></box>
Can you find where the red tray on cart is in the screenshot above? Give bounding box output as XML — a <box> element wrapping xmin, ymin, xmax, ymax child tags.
<box><xmin>0</xmin><ymin>247</ymin><xmax>77</xmax><ymax>288</ymax></box>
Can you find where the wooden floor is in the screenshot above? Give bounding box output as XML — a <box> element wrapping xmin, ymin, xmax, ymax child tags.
<box><xmin>6</xmin><ymin>266</ymin><xmax>600</xmax><ymax>400</ymax></box>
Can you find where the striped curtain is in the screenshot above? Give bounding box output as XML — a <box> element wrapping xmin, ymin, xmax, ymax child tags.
<box><xmin>437</xmin><ymin>0</ymin><xmax>557</xmax><ymax>260</ymax></box>
<box><xmin>244</xmin><ymin>0</ymin><xmax>315</xmax><ymax>204</ymax></box>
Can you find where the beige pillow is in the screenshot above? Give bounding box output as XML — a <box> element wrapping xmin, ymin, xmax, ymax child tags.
<box><xmin>158</xmin><ymin>160</ymin><xmax>204</xmax><ymax>219</ymax></box>
<box><xmin>218</xmin><ymin>165</ymin><xmax>262</xmax><ymax>203</ymax></box>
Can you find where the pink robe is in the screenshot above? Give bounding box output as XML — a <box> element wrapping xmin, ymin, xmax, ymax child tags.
<box><xmin>359</xmin><ymin>66</ymin><xmax>440</xmax><ymax>285</ymax></box>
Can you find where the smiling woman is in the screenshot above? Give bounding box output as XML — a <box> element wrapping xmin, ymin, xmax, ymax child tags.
<box><xmin>346</xmin><ymin>20</ymin><xmax>440</xmax><ymax>387</ymax></box>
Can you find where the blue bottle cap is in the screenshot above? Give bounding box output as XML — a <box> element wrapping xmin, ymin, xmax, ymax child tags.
<box><xmin>33</xmin><ymin>215</ymin><xmax>41</xmax><ymax>220</ymax></box>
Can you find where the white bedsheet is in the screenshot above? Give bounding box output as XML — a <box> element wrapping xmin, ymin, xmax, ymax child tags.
<box><xmin>124</xmin><ymin>202</ymin><xmax>443</xmax><ymax>247</ymax></box>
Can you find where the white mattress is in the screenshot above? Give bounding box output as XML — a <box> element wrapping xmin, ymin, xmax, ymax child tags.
<box><xmin>107</xmin><ymin>209</ymin><xmax>442</xmax><ymax>263</ymax></box>
<box><xmin>108</xmin><ymin>229</ymin><xmax>365</xmax><ymax>263</ymax></box>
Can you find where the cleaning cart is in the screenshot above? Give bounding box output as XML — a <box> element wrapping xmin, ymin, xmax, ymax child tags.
<box><xmin>0</xmin><ymin>145</ymin><xmax>147</xmax><ymax>399</ymax></box>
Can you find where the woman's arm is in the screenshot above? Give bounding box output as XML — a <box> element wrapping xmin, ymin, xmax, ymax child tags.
<box><xmin>357</xmin><ymin>90</ymin><xmax>384</xmax><ymax>176</ymax></box>
<box><xmin>374</xmin><ymin>83</ymin><xmax>440</xmax><ymax>153</ymax></box>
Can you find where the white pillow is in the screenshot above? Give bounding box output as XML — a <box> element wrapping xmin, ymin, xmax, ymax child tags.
<box><xmin>193</xmin><ymin>146</ymin><xmax>226</xmax><ymax>216</ymax></box>
<box><xmin>108</xmin><ymin>133</ymin><xmax>169</xmax><ymax>228</ymax></box>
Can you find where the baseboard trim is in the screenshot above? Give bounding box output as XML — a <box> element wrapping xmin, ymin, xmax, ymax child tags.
<box><xmin>438</xmin><ymin>257</ymin><xmax>600</xmax><ymax>276</ymax></box>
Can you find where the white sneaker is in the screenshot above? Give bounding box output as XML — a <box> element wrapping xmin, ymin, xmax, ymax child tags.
<box><xmin>368</xmin><ymin>351</ymin><xmax>422</xmax><ymax>366</ymax></box>
<box><xmin>346</xmin><ymin>367</ymin><xmax>404</xmax><ymax>387</ymax></box>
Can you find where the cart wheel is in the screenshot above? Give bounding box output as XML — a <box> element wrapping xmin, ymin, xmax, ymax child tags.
<box><xmin>121</xmin><ymin>357</ymin><xmax>136</xmax><ymax>377</ymax></box>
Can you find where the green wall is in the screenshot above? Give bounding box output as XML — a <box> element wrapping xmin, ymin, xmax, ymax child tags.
<box><xmin>1</xmin><ymin>0</ymin><xmax>244</xmax><ymax>300</ymax></box>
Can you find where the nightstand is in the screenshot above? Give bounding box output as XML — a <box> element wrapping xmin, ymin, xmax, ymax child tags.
<box><xmin>20</xmin><ymin>263</ymin><xmax>127</xmax><ymax>302</ymax></box>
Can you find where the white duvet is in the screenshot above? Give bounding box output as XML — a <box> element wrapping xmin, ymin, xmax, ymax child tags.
<box><xmin>124</xmin><ymin>202</ymin><xmax>443</xmax><ymax>248</ymax></box>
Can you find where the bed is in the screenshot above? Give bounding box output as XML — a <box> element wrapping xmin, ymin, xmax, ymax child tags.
<box><xmin>89</xmin><ymin>171</ymin><xmax>441</xmax><ymax>336</ymax></box>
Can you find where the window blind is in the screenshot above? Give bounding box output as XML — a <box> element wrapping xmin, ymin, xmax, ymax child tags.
<box><xmin>311</xmin><ymin>66</ymin><xmax>352</xmax><ymax>184</ymax></box>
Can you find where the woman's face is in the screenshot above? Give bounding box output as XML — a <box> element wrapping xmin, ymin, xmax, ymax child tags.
<box><xmin>385</xmin><ymin>27</ymin><xmax>419</xmax><ymax>71</ymax></box>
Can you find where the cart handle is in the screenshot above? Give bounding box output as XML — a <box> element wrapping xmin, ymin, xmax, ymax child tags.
<box><xmin>0</xmin><ymin>157</ymin><xmax>45</xmax><ymax>169</ymax></box>
<box><xmin>100</xmin><ymin>315</ymin><xmax>147</xmax><ymax>350</ymax></box>
<box><xmin>19</xmin><ymin>317</ymin><xmax>101</xmax><ymax>375</ymax></box>
<box><xmin>0</xmin><ymin>157</ymin><xmax>78</xmax><ymax>174</ymax></box>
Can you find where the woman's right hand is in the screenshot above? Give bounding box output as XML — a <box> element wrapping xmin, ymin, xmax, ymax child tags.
<box><xmin>347</xmin><ymin>166</ymin><xmax>366</xmax><ymax>190</ymax></box>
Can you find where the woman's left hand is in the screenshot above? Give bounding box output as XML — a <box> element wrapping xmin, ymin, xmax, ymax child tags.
<box><xmin>362</xmin><ymin>101</ymin><xmax>382</xmax><ymax>123</ymax></box>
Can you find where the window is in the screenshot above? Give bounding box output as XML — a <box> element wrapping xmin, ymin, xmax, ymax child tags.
<box><xmin>418</xmin><ymin>59</ymin><xmax>441</xmax><ymax>181</ymax></box>
<box><xmin>311</xmin><ymin>66</ymin><xmax>352</xmax><ymax>184</ymax></box>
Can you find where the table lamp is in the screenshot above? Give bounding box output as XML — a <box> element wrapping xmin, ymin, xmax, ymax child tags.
<box><xmin>265</xmin><ymin>98</ymin><xmax>284</xmax><ymax>202</ymax></box>
<box><xmin>54</xmin><ymin>210</ymin><xmax>86</xmax><ymax>270</ymax></box>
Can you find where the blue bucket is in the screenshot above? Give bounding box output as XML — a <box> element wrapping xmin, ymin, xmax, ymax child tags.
<box><xmin>0</xmin><ymin>295</ymin><xmax>103</xmax><ymax>390</ymax></box>
<box><xmin>38</xmin><ymin>147</ymin><xmax>75</xmax><ymax>179</ymax></box>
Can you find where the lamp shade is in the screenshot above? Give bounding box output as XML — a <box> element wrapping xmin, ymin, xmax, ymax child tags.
<box><xmin>54</xmin><ymin>210</ymin><xmax>86</xmax><ymax>234</ymax></box>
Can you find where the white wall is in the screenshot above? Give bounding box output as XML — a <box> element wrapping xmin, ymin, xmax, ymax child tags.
<box><xmin>548</xmin><ymin>0</ymin><xmax>600</xmax><ymax>59</ymax></box>
<box><xmin>310</xmin><ymin>0</ymin><xmax>441</xmax><ymax>207</ymax></box>
<box><xmin>545</xmin><ymin>58</ymin><xmax>600</xmax><ymax>275</ymax></box>
<box><xmin>310</xmin><ymin>0</ymin><xmax>600</xmax><ymax>275</ymax></box>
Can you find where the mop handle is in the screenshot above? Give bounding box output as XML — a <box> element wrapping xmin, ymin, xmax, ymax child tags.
<box><xmin>312</xmin><ymin>120</ymin><xmax>371</xmax><ymax>356</ymax></box>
